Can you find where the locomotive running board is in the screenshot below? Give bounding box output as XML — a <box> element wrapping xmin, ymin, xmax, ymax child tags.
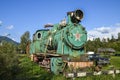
<box><xmin>65</xmin><ymin>69</ymin><xmax>120</xmax><ymax>78</ymax></box>
<box><xmin>35</xmin><ymin>53</ymin><xmax>61</xmax><ymax>57</ymax></box>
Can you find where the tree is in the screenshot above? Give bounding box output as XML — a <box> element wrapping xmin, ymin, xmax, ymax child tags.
<box><xmin>0</xmin><ymin>42</ymin><xmax>19</xmax><ymax>80</ymax></box>
<box><xmin>118</xmin><ymin>32</ymin><xmax>120</xmax><ymax>40</ymax></box>
<box><xmin>20</xmin><ymin>31</ymin><xmax>30</xmax><ymax>53</ymax></box>
<box><xmin>111</xmin><ymin>35</ymin><xmax>115</xmax><ymax>42</ymax></box>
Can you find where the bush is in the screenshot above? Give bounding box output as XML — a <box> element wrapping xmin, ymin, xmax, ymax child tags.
<box><xmin>0</xmin><ymin>42</ymin><xmax>19</xmax><ymax>80</ymax></box>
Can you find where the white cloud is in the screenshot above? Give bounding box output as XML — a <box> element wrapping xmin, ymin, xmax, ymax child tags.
<box><xmin>3</xmin><ymin>33</ymin><xmax>11</xmax><ymax>37</ymax></box>
<box><xmin>115</xmin><ymin>23</ymin><xmax>120</xmax><ymax>27</ymax></box>
<box><xmin>87</xmin><ymin>23</ymin><xmax>120</xmax><ymax>40</ymax></box>
<box><xmin>6</xmin><ymin>25</ymin><xmax>14</xmax><ymax>30</ymax></box>
<box><xmin>11</xmin><ymin>38</ymin><xmax>15</xmax><ymax>41</ymax></box>
<box><xmin>0</xmin><ymin>20</ymin><xmax>2</xmax><ymax>26</ymax></box>
<box><xmin>94</xmin><ymin>26</ymin><xmax>111</xmax><ymax>34</ymax></box>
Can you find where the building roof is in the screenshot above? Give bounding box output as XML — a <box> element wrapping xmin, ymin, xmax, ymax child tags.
<box><xmin>97</xmin><ymin>48</ymin><xmax>115</xmax><ymax>53</ymax></box>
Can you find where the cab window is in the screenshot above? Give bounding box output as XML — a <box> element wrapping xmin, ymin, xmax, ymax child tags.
<box><xmin>38</xmin><ymin>33</ymin><xmax>41</xmax><ymax>38</ymax></box>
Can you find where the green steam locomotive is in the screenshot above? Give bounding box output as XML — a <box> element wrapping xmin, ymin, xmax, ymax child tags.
<box><xmin>29</xmin><ymin>9</ymin><xmax>93</xmax><ymax>74</ymax></box>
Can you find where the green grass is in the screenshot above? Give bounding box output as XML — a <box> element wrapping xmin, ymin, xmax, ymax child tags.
<box><xmin>110</xmin><ymin>56</ymin><xmax>120</xmax><ymax>69</ymax></box>
<box><xmin>17</xmin><ymin>54</ymin><xmax>120</xmax><ymax>80</ymax></box>
<box><xmin>16</xmin><ymin>54</ymin><xmax>67</xmax><ymax>80</ymax></box>
<box><xmin>102</xmin><ymin>56</ymin><xmax>120</xmax><ymax>70</ymax></box>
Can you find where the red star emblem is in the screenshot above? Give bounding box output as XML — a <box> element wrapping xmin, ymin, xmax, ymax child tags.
<box><xmin>73</xmin><ymin>31</ymin><xmax>82</xmax><ymax>41</ymax></box>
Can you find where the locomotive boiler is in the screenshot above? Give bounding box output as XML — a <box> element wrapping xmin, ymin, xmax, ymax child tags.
<box><xmin>29</xmin><ymin>9</ymin><xmax>93</xmax><ymax>74</ymax></box>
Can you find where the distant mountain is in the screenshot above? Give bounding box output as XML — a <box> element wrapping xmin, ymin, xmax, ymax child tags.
<box><xmin>0</xmin><ymin>36</ymin><xmax>19</xmax><ymax>45</ymax></box>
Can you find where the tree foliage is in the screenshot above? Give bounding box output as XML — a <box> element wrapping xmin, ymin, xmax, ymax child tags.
<box><xmin>85</xmin><ymin>36</ymin><xmax>120</xmax><ymax>53</ymax></box>
<box><xmin>20</xmin><ymin>31</ymin><xmax>30</xmax><ymax>53</ymax></box>
<box><xmin>0</xmin><ymin>42</ymin><xmax>19</xmax><ymax>80</ymax></box>
<box><xmin>118</xmin><ymin>33</ymin><xmax>120</xmax><ymax>40</ymax></box>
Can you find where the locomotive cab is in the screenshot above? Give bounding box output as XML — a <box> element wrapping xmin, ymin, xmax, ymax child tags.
<box><xmin>33</xmin><ymin>30</ymin><xmax>43</xmax><ymax>41</ymax></box>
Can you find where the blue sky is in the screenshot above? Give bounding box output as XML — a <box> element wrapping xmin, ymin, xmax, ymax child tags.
<box><xmin>0</xmin><ymin>0</ymin><xmax>120</xmax><ymax>42</ymax></box>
